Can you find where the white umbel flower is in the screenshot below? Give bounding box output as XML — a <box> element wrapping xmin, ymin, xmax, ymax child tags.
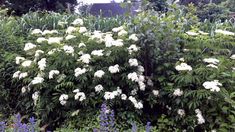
<box><xmin>16</xmin><ymin>57</ymin><xmax>25</xmax><ymax>64</ymax></box>
<box><xmin>95</xmin><ymin>84</ymin><xmax>104</xmax><ymax>93</ymax></box>
<box><xmin>19</xmin><ymin>72</ymin><xmax>28</xmax><ymax>79</ymax></box>
<box><xmin>21</xmin><ymin>60</ymin><xmax>32</xmax><ymax>67</ymax></box>
<box><xmin>104</xmin><ymin>92</ymin><xmax>115</xmax><ymax>100</ymax></box>
<box><xmin>59</xmin><ymin>94</ymin><xmax>69</xmax><ymax>105</ymax></box>
<box><xmin>230</xmin><ymin>54</ymin><xmax>235</xmax><ymax>60</ymax></box>
<box><xmin>173</xmin><ymin>88</ymin><xmax>183</xmax><ymax>96</ymax></box>
<box><xmin>203</xmin><ymin>58</ymin><xmax>219</xmax><ymax>65</ymax></box>
<box><xmin>78</xmin><ymin>54</ymin><xmax>91</xmax><ymax>64</ymax></box>
<box><xmin>13</xmin><ymin>71</ymin><xmax>21</xmax><ymax>78</ymax></box>
<box><xmin>195</xmin><ymin>109</ymin><xmax>205</xmax><ymax>124</ymax></box>
<box><xmin>31</xmin><ymin>77</ymin><xmax>44</xmax><ymax>85</ymax></box>
<box><xmin>127</xmin><ymin>72</ymin><xmax>139</xmax><ymax>82</ymax></box>
<box><xmin>112</xmin><ymin>39</ymin><xmax>124</xmax><ymax>47</ymax></box>
<box><xmin>215</xmin><ymin>29</ymin><xmax>235</xmax><ymax>36</ymax></box>
<box><xmin>129</xmin><ymin>34</ymin><xmax>138</xmax><ymax>41</ymax></box>
<box><xmin>36</xmin><ymin>37</ymin><xmax>47</xmax><ymax>43</ymax></box>
<box><xmin>203</xmin><ymin>80</ymin><xmax>222</xmax><ymax>92</ymax></box>
<box><xmin>79</xmin><ymin>27</ymin><xmax>87</xmax><ymax>33</ymax></box>
<box><xmin>21</xmin><ymin>86</ymin><xmax>27</xmax><ymax>94</ymax></box>
<box><xmin>91</xmin><ymin>50</ymin><xmax>104</xmax><ymax>56</ymax></box>
<box><xmin>66</xmin><ymin>26</ymin><xmax>77</xmax><ymax>34</ymax></box>
<box><xmin>198</xmin><ymin>31</ymin><xmax>209</xmax><ymax>35</ymax></box>
<box><xmin>186</xmin><ymin>31</ymin><xmax>199</xmax><ymax>36</ymax></box>
<box><xmin>78</xmin><ymin>43</ymin><xmax>86</xmax><ymax>48</ymax></box>
<box><xmin>24</xmin><ymin>43</ymin><xmax>36</xmax><ymax>51</ymax></box>
<box><xmin>177</xmin><ymin>109</ymin><xmax>185</xmax><ymax>117</ymax></box>
<box><xmin>63</xmin><ymin>45</ymin><xmax>74</xmax><ymax>54</ymax></box>
<box><xmin>72</xmin><ymin>18</ymin><xmax>84</xmax><ymax>26</ymax></box>
<box><xmin>175</xmin><ymin>63</ymin><xmax>192</xmax><ymax>71</ymax></box>
<box><xmin>152</xmin><ymin>90</ymin><xmax>159</xmax><ymax>96</ymax></box>
<box><xmin>128</xmin><ymin>45</ymin><xmax>139</xmax><ymax>54</ymax></box>
<box><xmin>118</xmin><ymin>30</ymin><xmax>128</xmax><ymax>37</ymax></box>
<box><xmin>31</xmin><ymin>29</ymin><xmax>42</xmax><ymax>35</ymax></box>
<box><xmin>94</xmin><ymin>70</ymin><xmax>105</xmax><ymax>78</ymax></box>
<box><xmin>65</xmin><ymin>35</ymin><xmax>76</xmax><ymax>40</ymax></box>
<box><xmin>74</xmin><ymin>67</ymin><xmax>87</xmax><ymax>77</ymax></box>
<box><xmin>108</xmin><ymin>64</ymin><xmax>120</xmax><ymax>74</ymax></box>
<box><xmin>35</xmin><ymin>50</ymin><xmax>44</xmax><ymax>58</ymax></box>
<box><xmin>74</xmin><ymin>92</ymin><xmax>86</xmax><ymax>101</ymax></box>
<box><xmin>48</xmin><ymin>37</ymin><xmax>63</xmax><ymax>44</ymax></box>
<box><xmin>38</xmin><ymin>58</ymin><xmax>46</xmax><ymax>71</ymax></box>
<box><xmin>32</xmin><ymin>91</ymin><xmax>39</xmax><ymax>105</ymax></box>
<box><xmin>206</xmin><ymin>64</ymin><xmax>218</xmax><ymax>69</ymax></box>
<box><xmin>129</xmin><ymin>58</ymin><xmax>138</xmax><ymax>67</ymax></box>
<box><xmin>112</xmin><ymin>26</ymin><xmax>124</xmax><ymax>32</ymax></box>
<box><xmin>49</xmin><ymin>70</ymin><xmax>60</xmax><ymax>79</ymax></box>
<box><xmin>121</xmin><ymin>94</ymin><xmax>127</xmax><ymax>100</ymax></box>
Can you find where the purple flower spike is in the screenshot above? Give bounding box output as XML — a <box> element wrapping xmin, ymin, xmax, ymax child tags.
<box><xmin>0</xmin><ymin>121</ymin><xmax>6</xmax><ymax>132</ymax></box>
<box><xmin>146</xmin><ymin>122</ymin><xmax>151</xmax><ymax>132</ymax></box>
<box><xmin>131</xmin><ymin>122</ymin><xmax>137</xmax><ymax>132</ymax></box>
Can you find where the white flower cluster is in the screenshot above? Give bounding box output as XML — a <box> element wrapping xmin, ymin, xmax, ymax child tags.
<box><xmin>152</xmin><ymin>90</ymin><xmax>159</xmax><ymax>96</ymax></box>
<box><xmin>74</xmin><ymin>67</ymin><xmax>87</xmax><ymax>77</ymax></box>
<box><xmin>128</xmin><ymin>96</ymin><xmax>143</xmax><ymax>109</ymax></box>
<box><xmin>95</xmin><ymin>84</ymin><xmax>104</xmax><ymax>93</ymax></box>
<box><xmin>78</xmin><ymin>54</ymin><xmax>91</xmax><ymax>64</ymax></box>
<box><xmin>79</xmin><ymin>27</ymin><xmax>87</xmax><ymax>33</ymax></box>
<box><xmin>128</xmin><ymin>45</ymin><xmax>139</xmax><ymax>54</ymax></box>
<box><xmin>66</xmin><ymin>26</ymin><xmax>77</xmax><ymax>34</ymax></box>
<box><xmin>32</xmin><ymin>91</ymin><xmax>39</xmax><ymax>105</ymax></box>
<box><xmin>48</xmin><ymin>37</ymin><xmax>63</xmax><ymax>44</ymax></box>
<box><xmin>215</xmin><ymin>29</ymin><xmax>235</xmax><ymax>36</ymax></box>
<box><xmin>203</xmin><ymin>80</ymin><xmax>222</xmax><ymax>92</ymax></box>
<box><xmin>129</xmin><ymin>34</ymin><xmax>138</xmax><ymax>41</ymax></box>
<box><xmin>49</xmin><ymin>70</ymin><xmax>60</xmax><ymax>79</ymax></box>
<box><xmin>173</xmin><ymin>88</ymin><xmax>183</xmax><ymax>96</ymax></box>
<box><xmin>94</xmin><ymin>70</ymin><xmax>105</xmax><ymax>78</ymax></box>
<box><xmin>108</xmin><ymin>64</ymin><xmax>120</xmax><ymax>74</ymax></box>
<box><xmin>175</xmin><ymin>63</ymin><xmax>192</xmax><ymax>71</ymax></box>
<box><xmin>63</xmin><ymin>45</ymin><xmax>74</xmax><ymax>55</ymax></box>
<box><xmin>13</xmin><ymin>71</ymin><xmax>28</xmax><ymax>79</ymax></box>
<box><xmin>91</xmin><ymin>50</ymin><xmax>104</xmax><ymax>56</ymax></box>
<box><xmin>129</xmin><ymin>58</ymin><xmax>138</xmax><ymax>67</ymax></box>
<box><xmin>203</xmin><ymin>58</ymin><xmax>219</xmax><ymax>69</ymax></box>
<box><xmin>15</xmin><ymin>56</ymin><xmax>25</xmax><ymax>64</ymax></box>
<box><xmin>230</xmin><ymin>54</ymin><xmax>235</xmax><ymax>60</ymax></box>
<box><xmin>59</xmin><ymin>94</ymin><xmax>69</xmax><ymax>105</ymax></box>
<box><xmin>104</xmin><ymin>87</ymin><xmax>122</xmax><ymax>100</ymax></box>
<box><xmin>35</xmin><ymin>50</ymin><xmax>44</xmax><ymax>58</ymax></box>
<box><xmin>31</xmin><ymin>77</ymin><xmax>44</xmax><ymax>85</ymax></box>
<box><xmin>195</xmin><ymin>109</ymin><xmax>205</xmax><ymax>124</ymax></box>
<box><xmin>73</xmin><ymin>89</ymin><xmax>86</xmax><ymax>101</ymax></box>
<box><xmin>186</xmin><ymin>31</ymin><xmax>199</xmax><ymax>36</ymax></box>
<box><xmin>24</xmin><ymin>43</ymin><xmax>36</xmax><ymax>51</ymax></box>
<box><xmin>36</xmin><ymin>37</ymin><xmax>47</xmax><ymax>43</ymax></box>
<box><xmin>177</xmin><ymin>109</ymin><xmax>185</xmax><ymax>117</ymax></box>
<box><xmin>21</xmin><ymin>60</ymin><xmax>32</xmax><ymax>67</ymax></box>
<box><xmin>65</xmin><ymin>35</ymin><xmax>76</xmax><ymax>40</ymax></box>
<box><xmin>72</xmin><ymin>18</ymin><xmax>84</xmax><ymax>26</ymax></box>
<box><xmin>38</xmin><ymin>58</ymin><xmax>46</xmax><ymax>71</ymax></box>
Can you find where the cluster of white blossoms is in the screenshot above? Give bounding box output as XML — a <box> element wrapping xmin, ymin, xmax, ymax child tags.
<box><xmin>108</xmin><ymin>64</ymin><xmax>120</xmax><ymax>74</ymax></box>
<box><xmin>13</xmin><ymin>71</ymin><xmax>28</xmax><ymax>79</ymax></box>
<box><xmin>65</xmin><ymin>34</ymin><xmax>76</xmax><ymax>40</ymax></box>
<box><xmin>203</xmin><ymin>80</ymin><xmax>222</xmax><ymax>92</ymax></box>
<box><xmin>94</xmin><ymin>70</ymin><xmax>105</xmax><ymax>78</ymax></box>
<box><xmin>215</xmin><ymin>29</ymin><xmax>235</xmax><ymax>36</ymax></box>
<box><xmin>128</xmin><ymin>44</ymin><xmax>139</xmax><ymax>54</ymax></box>
<box><xmin>230</xmin><ymin>54</ymin><xmax>235</xmax><ymax>60</ymax></box>
<box><xmin>49</xmin><ymin>70</ymin><xmax>60</xmax><ymax>79</ymax></box>
<box><xmin>173</xmin><ymin>88</ymin><xmax>183</xmax><ymax>96</ymax></box>
<box><xmin>175</xmin><ymin>63</ymin><xmax>192</xmax><ymax>71</ymax></box>
<box><xmin>129</xmin><ymin>58</ymin><xmax>139</xmax><ymax>67</ymax></box>
<box><xmin>59</xmin><ymin>94</ymin><xmax>69</xmax><ymax>105</ymax></box>
<box><xmin>177</xmin><ymin>109</ymin><xmax>185</xmax><ymax>117</ymax></box>
<box><xmin>48</xmin><ymin>37</ymin><xmax>63</xmax><ymax>44</ymax></box>
<box><xmin>16</xmin><ymin>57</ymin><xmax>25</xmax><ymax>64</ymax></box>
<box><xmin>74</xmin><ymin>67</ymin><xmax>87</xmax><ymax>77</ymax></box>
<box><xmin>195</xmin><ymin>109</ymin><xmax>205</xmax><ymax>124</ymax></box>
<box><xmin>21</xmin><ymin>60</ymin><xmax>32</xmax><ymax>67</ymax></box>
<box><xmin>73</xmin><ymin>89</ymin><xmax>86</xmax><ymax>102</ymax></box>
<box><xmin>32</xmin><ymin>29</ymin><xmax>58</xmax><ymax>36</ymax></box>
<box><xmin>152</xmin><ymin>90</ymin><xmax>159</xmax><ymax>97</ymax></box>
<box><xmin>95</xmin><ymin>84</ymin><xmax>104</xmax><ymax>93</ymax></box>
<box><xmin>128</xmin><ymin>34</ymin><xmax>139</xmax><ymax>42</ymax></box>
<box><xmin>91</xmin><ymin>50</ymin><xmax>104</xmax><ymax>56</ymax></box>
<box><xmin>128</xmin><ymin>96</ymin><xmax>143</xmax><ymax>109</ymax></box>
<box><xmin>35</xmin><ymin>50</ymin><xmax>44</xmax><ymax>58</ymax></box>
<box><xmin>24</xmin><ymin>43</ymin><xmax>36</xmax><ymax>51</ymax></box>
<box><xmin>31</xmin><ymin>77</ymin><xmax>44</xmax><ymax>85</ymax></box>
<box><xmin>63</xmin><ymin>45</ymin><xmax>74</xmax><ymax>55</ymax></box>
<box><xmin>32</xmin><ymin>91</ymin><xmax>39</xmax><ymax>105</ymax></box>
<box><xmin>38</xmin><ymin>58</ymin><xmax>46</xmax><ymax>71</ymax></box>
<box><xmin>104</xmin><ymin>87</ymin><xmax>122</xmax><ymax>100</ymax></box>
<box><xmin>128</xmin><ymin>66</ymin><xmax>146</xmax><ymax>91</ymax></box>
<box><xmin>203</xmin><ymin>58</ymin><xmax>220</xmax><ymax>69</ymax></box>
<box><xmin>78</xmin><ymin>54</ymin><xmax>91</xmax><ymax>64</ymax></box>
<box><xmin>186</xmin><ymin>30</ymin><xmax>209</xmax><ymax>36</ymax></box>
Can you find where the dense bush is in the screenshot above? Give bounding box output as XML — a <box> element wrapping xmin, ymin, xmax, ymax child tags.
<box><xmin>1</xmin><ymin>4</ymin><xmax>235</xmax><ymax>131</ymax></box>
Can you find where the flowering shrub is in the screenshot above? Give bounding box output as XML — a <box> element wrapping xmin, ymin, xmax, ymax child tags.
<box><xmin>12</xmin><ymin>17</ymin><xmax>149</xmax><ymax>127</ymax></box>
